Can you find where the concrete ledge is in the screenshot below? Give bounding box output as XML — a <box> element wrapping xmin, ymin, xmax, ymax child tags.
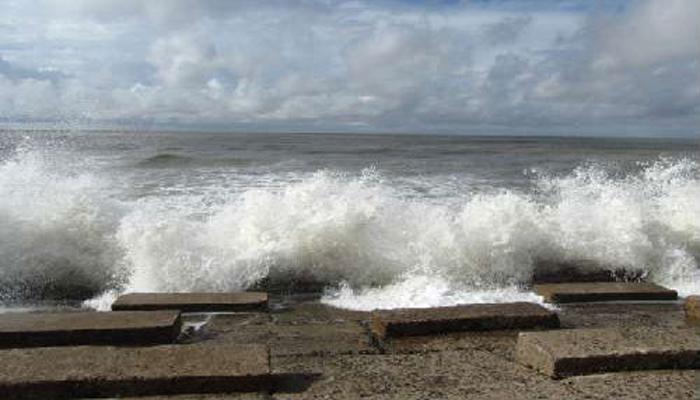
<box><xmin>533</xmin><ymin>282</ymin><xmax>677</xmax><ymax>303</ymax></box>
<box><xmin>0</xmin><ymin>344</ymin><xmax>279</xmax><ymax>398</ymax></box>
<box><xmin>112</xmin><ymin>292</ymin><xmax>268</xmax><ymax>312</ymax></box>
<box><xmin>516</xmin><ymin>327</ymin><xmax>700</xmax><ymax>379</ymax></box>
<box><xmin>371</xmin><ymin>302</ymin><xmax>559</xmax><ymax>340</ymax></box>
<box><xmin>684</xmin><ymin>296</ymin><xmax>700</xmax><ymax>319</ymax></box>
<box><xmin>532</xmin><ymin>260</ymin><xmax>644</xmax><ymax>284</ymax></box>
<box><xmin>0</xmin><ymin>311</ymin><xmax>181</xmax><ymax>348</ymax></box>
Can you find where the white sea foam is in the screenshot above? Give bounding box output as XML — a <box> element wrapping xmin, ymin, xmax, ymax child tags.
<box><xmin>0</xmin><ymin>142</ymin><xmax>127</xmax><ymax>301</ymax></box>
<box><xmin>0</xmin><ymin>142</ymin><xmax>698</xmax><ymax>311</ymax></box>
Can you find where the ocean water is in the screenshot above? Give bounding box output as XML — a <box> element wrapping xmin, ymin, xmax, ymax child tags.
<box><xmin>0</xmin><ymin>130</ymin><xmax>698</xmax><ymax>311</ymax></box>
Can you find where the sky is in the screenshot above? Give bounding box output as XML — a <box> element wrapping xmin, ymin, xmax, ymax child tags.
<box><xmin>0</xmin><ymin>0</ymin><xmax>698</xmax><ymax>136</ymax></box>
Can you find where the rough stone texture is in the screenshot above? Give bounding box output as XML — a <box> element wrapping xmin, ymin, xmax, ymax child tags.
<box><xmin>371</xmin><ymin>302</ymin><xmax>559</xmax><ymax>340</ymax></box>
<box><xmin>685</xmin><ymin>296</ymin><xmax>700</xmax><ymax>320</ymax></box>
<box><xmin>0</xmin><ymin>344</ymin><xmax>273</xmax><ymax>399</ymax></box>
<box><xmin>382</xmin><ymin>330</ymin><xmax>520</xmax><ymax>360</ymax></box>
<box><xmin>111</xmin><ymin>393</ymin><xmax>271</xmax><ymax>400</ymax></box>
<box><xmin>4</xmin><ymin>295</ymin><xmax>700</xmax><ymax>399</ymax></box>
<box><xmin>112</xmin><ymin>292</ymin><xmax>268</xmax><ymax>312</ymax></box>
<box><xmin>0</xmin><ymin>310</ymin><xmax>182</xmax><ymax>348</ymax></box>
<box><xmin>556</xmin><ymin>302</ymin><xmax>687</xmax><ymax>330</ymax></box>
<box><xmin>269</xmin><ymin>322</ymin><xmax>375</xmax><ymax>357</ymax></box>
<box><xmin>534</xmin><ymin>282</ymin><xmax>678</xmax><ymax>303</ymax></box>
<box><xmin>517</xmin><ymin>327</ymin><xmax>700</xmax><ymax>378</ymax></box>
<box><xmin>201</xmin><ymin>313</ymin><xmax>375</xmax><ymax>357</ymax></box>
<box><xmin>271</xmin><ymin>350</ymin><xmax>578</xmax><ymax>399</ymax></box>
<box><xmin>561</xmin><ymin>370</ymin><xmax>700</xmax><ymax>400</ymax></box>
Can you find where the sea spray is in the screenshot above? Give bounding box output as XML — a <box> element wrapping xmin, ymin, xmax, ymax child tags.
<box><xmin>0</xmin><ymin>142</ymin><xmax>127</xmax><ymax>301</ymax></box>
<box><xmin>1</xmin><ymin>137</ymin><xmax>697</xmax><ymax>310</ymax></box>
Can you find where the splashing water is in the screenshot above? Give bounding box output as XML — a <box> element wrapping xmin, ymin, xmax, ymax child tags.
<box><xmin>0</xmin><ymin>136</ymin><xmax>698</xmax><ymax>311</ymax></box>
<box><xmin>0</xmin><ymin>141</ymin><xmax>127</xmax><ymax>301</ymax></box>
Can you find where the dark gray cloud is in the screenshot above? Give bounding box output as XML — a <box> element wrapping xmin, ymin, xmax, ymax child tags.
<box><xmin>0</xmin><ymin>0</ymin><xmax>697</xmax><ymax>135</ymax></box>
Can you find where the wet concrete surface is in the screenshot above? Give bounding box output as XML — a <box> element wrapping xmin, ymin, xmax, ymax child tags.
<box><xmin>4</xmin><ymin>294</ymin><xmax>700</xmax><ymax>399</ymax></box>
<box><xmin>112</xmin><ymin>293</ymin><xmax>268</xmax><ymax>313</ymax></box>
<box><xmin>0</xmin><ymin>310</ymin><xmax>182</xmax><ymax>347</ymax></box>
<box><xmin>175</xmin><ymin>295</ymin><xmax>700</xmax><ymax>399</ymax></box>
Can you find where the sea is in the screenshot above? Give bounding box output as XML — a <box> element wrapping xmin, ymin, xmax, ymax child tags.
<box><xmin>0</xmin><ymin>130</ymin><xmax>698</xmax><ymax>311</ymax></box>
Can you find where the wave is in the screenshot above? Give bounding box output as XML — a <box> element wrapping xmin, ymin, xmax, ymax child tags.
<box><xmin>0</xmin><ymin>144</ymin><xmax>698</xmax><ymax>310</ymax></box>
<box><xmin>137</xmin><ymin>153</ymin><xmax>194</xmax><ymax>167</ymax></box>
<box><xmin>117</xmin><ymin>157</ymin><xmax>700</xmax><ymax>306</ymax></box>
<box><xmin>0</xmin><ymin>144</ymin><xmax>128</xmax><ymax>301</ymax></box>
<box><xmin>137</xmin><ymin>153</ymin><xmax>252</xmax><ymax>168</ymax></box>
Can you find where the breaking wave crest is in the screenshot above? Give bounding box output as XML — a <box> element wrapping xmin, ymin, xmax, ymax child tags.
<box><xmin>0</xmin><ymin>143</ymin><xmax>127</xmax><ymax>301</ymax></box>
<box><xmin>0</xmin><ymin>143</ymin><xmax>698</xmax><ymax>310</ymax></box>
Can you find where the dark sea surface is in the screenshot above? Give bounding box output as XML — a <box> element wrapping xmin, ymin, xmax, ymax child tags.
<box><xmin>1</xmin><ymin>131</ymin><xmax>698</xmax><ymax>310</ymax></box>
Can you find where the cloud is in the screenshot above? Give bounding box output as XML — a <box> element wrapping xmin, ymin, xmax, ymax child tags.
<box><xmin>481</xmin><ymin>15</ymin><xmax>533</xmax><ymax>45</ymax></box>
<box><xmin>0</xmin><ymin>56</ymin><xmax>67</xmax><ymax>82</ymax></box>
<box><xmin>0</xmin><ymin>0</ymin><xmax>697</xmax><ymax>135</ymax></box>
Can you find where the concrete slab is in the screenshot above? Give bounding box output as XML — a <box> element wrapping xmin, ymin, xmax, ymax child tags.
<box><xmin>371</xmin><ymin>302</ymin><xmax>559</xmax><ymax>340</ymax></box>
<box><xmin>532</xmin><ymin>260</ymin><xmax>644</xmax><ymax>284</ymax></box>
<box><xmin>534</xmin><ymin>282</ymin><xmax>678</xmax><ymax>303</ymax></box>
<box><xmin>112</xmin><ymin>292</ymin><xmax>268</xmax><ymax>312</ymax></box>
<box><xmin>0</xmin><ymin>310</ymin><xmax>181</xmax><ymax>348</ymax></box>
<box><xmin>516</xmin><ymin>327</ymin><xmax>700</xmax><ymax>379</ymax></box>
<box><xmin>0</xmin><ymin>344</ymin><xmax>274</xmax><ymax>398</ymax></box>
<box><xmin>684</xmin><ymin>296</ymin><xmax>700</xmax><ymax>319</ymax></box>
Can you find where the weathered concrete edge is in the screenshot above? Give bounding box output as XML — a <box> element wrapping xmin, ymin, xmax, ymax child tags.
<box><xmin>371</xmin><ymin>308</ymin><xmax>560</xmax><ymax>340</ymax></box>
<box><xmin>516</xmin><ymin>334</ymin><xmax>700</xmax><ymax>379</ymax></box>
<box><xmin>0</xmin><ymin>373</ymin><xmax>321</xmax><ymax>399</ymax></box>
<box><xmin>0</xmin><ymin>313</ymin><xmax>183</xmax><ymax>348</ymax></box>
<box><xmin>547</xmin><ymin>290</ymin><xmax>678</xmax><ymax>303</ymax></box>
<box><xmin>111</xmin><ymin>293</ymin><xmax>269</xmax><ymax>313</ymax></box>
<box><xmin>685</xmin><ymin>296</ymin><xmax>700</xmax><ymax>319</ymax></box>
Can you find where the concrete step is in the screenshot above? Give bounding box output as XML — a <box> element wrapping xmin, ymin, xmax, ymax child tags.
<box><xmin>0</xmin><ymin>310</ymin><xmax>181</xmax><ymax>348</ymax></box>
<box><xmin>516</xmin><ymin>327</ymin><xmax>700</xmax><ymax>378</ymax></box>
<box><xmin>533</xmin><ymin>282</ymin><xmax>677</xmax><ymax>303</ymax></box>
<box><xmin>0</xmin><ymin>344</ymin><xmax>286</xmax><ymax>398</ymax></box>
<box><xmin>685</xmin><ymin>296</ymin><xmax>700</xmax><ymax>319</ymax></box>
<box><xmin>111</xmin><ymin>292</ymin><xmax>268</xmax><ymax>313</ymax></box>
<box><xmin>371</xmin><ymin>302</ymin><xmax>559</xmax><ymax>340</ymax></box>
<box><xmin>531</xmin><ymin>260</ymin><xmax>644</xmax><ymax>284</ymax></box>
